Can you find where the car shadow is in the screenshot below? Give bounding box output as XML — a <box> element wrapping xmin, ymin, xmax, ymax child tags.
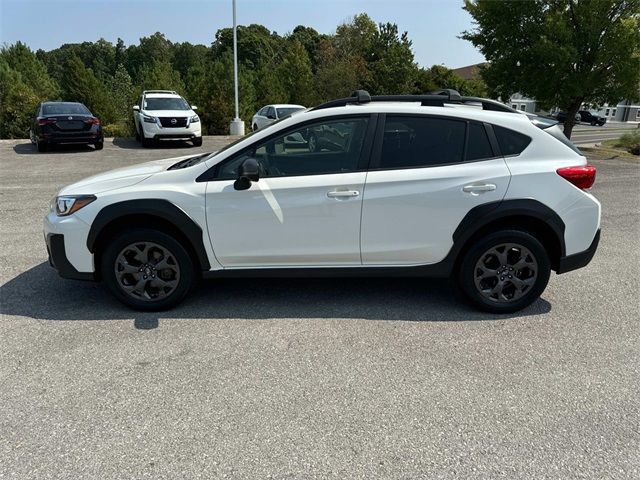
<box><xmin>0</xmin><ymin>263</ymin><xmax>552</xmax><ymax>329</ymax></box>
<box><xmin>112</xmin><ymin>137</ymin><xmax>196</xmax><ymax>150</ymax></box>
<box><xmin>13</xmin><ymin>142</ymin><xmax>96</xmax><ymax>155</ymax></box>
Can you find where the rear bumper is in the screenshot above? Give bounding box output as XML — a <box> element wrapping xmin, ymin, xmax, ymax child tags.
<box><xmin>40</xmin><ymin>132</ymin><xmax>102</xmax><ymax>144</ymax></box>
<box><xmin>46</xmin><ymin>233</ymin><xmax>95</xmax><ymax>281</ymax></box>
<box><xmin>556</xmin><ymin>229</ymin><xmax>600</xmax><ymax>274</ymax></box>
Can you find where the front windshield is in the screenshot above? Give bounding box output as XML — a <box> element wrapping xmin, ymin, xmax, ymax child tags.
<box><xmin>144</xmin><ymin>97</ymin><xmax>190</xmax><ymax>111</ymax></box>
<box><xmin>42</xmin><ymin>103</ymin><xmax>91</xmax><ymax>115</ymax></box>
<box><xmin>276</xmin><ymin>107</ymin><xmax>304</xmax><ymax>118</ymax></box>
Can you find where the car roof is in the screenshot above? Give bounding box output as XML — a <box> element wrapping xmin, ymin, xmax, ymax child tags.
<box><xmin>42</xmin><ymin>101</ymin><xmax>85</xmax><ymax>105</ymax></box>
<box><xmin>270</xmin><ymin>104</ymin><xmax>305</xmax><ymax>109</ymax></box>
<box><xmin>144</xmin><ymin>93</ymin><xmax>182</xmax><ymax>98</ymax></box>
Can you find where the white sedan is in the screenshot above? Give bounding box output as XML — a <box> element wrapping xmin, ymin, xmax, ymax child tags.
<box><xmin>251</xmin><ymin>104</ymin><xmax>305</xmax><ymax>131</ymax></box>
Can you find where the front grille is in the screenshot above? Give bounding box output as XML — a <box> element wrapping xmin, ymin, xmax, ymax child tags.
<box><xmin>159</xmin><ymin>117</ymin><xmax>188</xmax><ymax>128</ymax></box>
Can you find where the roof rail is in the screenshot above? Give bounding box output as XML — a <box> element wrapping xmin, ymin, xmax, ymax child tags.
<box><xmin>312</xmin><ymin>89</ymin><xmax>516</xmax><ymax>113</ymax></box>
<box><xmin>143</xmin><ymin>90</ymin><xmax>178</xmax><ymax>95</ymax></box>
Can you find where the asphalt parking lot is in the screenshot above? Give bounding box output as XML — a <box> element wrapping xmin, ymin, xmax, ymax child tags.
<box><xmin>1</xmin><ymin>138</ymin><xmax>639</xmax><ymax>479</ymax></box>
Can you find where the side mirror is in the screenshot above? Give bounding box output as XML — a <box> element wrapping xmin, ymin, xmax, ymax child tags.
<box><xmin>191</xmin><ymin>105</ymin><xmax>198</xmax><ymax>111</ymax></box>
<box><xmin>132</xmin><ymin>105</ymin><xmax>140</xmax><ymax>111</ymax></box>
<box><xmin>233</xmin><ymin>158</ymin><xmax>260</xmax><ymax>190</ymax></box>
<box><xmin>267</xmin><ymin>113</ymin><xmax>276</xmax><ymax>120</ymax></box>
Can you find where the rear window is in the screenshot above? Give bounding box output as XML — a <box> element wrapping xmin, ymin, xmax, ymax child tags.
<box><xmin>42</xmin><ymin>103</ymin><xmax>91</xmax><ymax>115</ymax></box>
<box><xmin>494</xmin><ymin>126</ymin><xmax>531</xmax><ymax>156</ymax></box>
<box><xmin>379</xmin><ymin>116</ymin><xmax>466</xmax><ymax>169</ymax></box>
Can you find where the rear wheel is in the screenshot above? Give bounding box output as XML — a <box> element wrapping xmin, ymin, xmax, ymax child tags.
<box><xmin>101</xmin><ymin>228</ymin><xmax>195</xmax><ymax>311</ymax></box>
<box><xmin>94</xmin><ymin>140</ymin><xmax>104</xmax><ymax>150</ymax></box>
<box><xmin>36</xmin><ymin>140</ymin><xmax>48</xmax><ymax>152</ymax></box>
<box><xmin>457</xmin><ymin>230</ymin><xmax>551</xmax><ymax>313</ymax></box>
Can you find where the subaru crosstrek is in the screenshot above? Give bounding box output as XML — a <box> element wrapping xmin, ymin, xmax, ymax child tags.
<box><xmin>133</xmin><ymin>90</ymin><xmax>202</xmax><ymax>147</ymax></box>
<box><xmin>45</xmin><ymin>90</ymin><xmax>600</xmax><ymax>313</ymax></box>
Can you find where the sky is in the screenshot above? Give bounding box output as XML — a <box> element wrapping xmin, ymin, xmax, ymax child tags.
<box><xmin>0</xmin><ymin>0</ymin><xmax>484</xmax><ymax>69</ymax></box>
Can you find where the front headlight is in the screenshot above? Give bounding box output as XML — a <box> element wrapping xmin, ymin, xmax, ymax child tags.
<box><xmin>55</xmin><ymin>195</ymin><xmax>96</xmax><ymax>216</ymax></box>
<box><xmin>143</xmin><ymin>114</ymin><xmax>157</xmax><ymax>123</ymax></box>
<box><xmin>190</xmin><ymin>115</ymin><xmax>200</xmax><ymax>123</ymax></box>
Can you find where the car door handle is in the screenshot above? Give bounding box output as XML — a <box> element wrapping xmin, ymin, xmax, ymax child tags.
<box><xmin>327</xmin><ymin>190</ymin><xmax>360</xmax><ymax>198</ymax></box>
<box><xmin>463</xmin><ymin>183</ymin><xmax>497</xmax><ymax>194</ymax></box>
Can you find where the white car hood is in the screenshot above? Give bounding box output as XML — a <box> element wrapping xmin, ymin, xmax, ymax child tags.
<box><xmin>59</xmin><ymin>155</ymin><xmax>195</xmax><ymax>195</ymax></box>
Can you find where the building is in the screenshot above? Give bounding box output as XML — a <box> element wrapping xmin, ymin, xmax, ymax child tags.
<box><xmin>451</xmin><ymin>63</ymin><xmax>639</xmax><ymax>122</ymax></box>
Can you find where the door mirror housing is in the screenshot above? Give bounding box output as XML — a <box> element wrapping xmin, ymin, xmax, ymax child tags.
<box><xmin>266</xmin><ymin>113</ymin><xmax>276</xmax><ymax>120</ymax></box>
<box><xmin>132</xmin><ymin>105</ymin><xmax>140</xmax><ymax>111</ymax></box>
<box><xmin>233</xmin><ymin>158</ymin><xmax>260</xmax><ymax>190</ymax></box>
<box><xmin>191</xmin><ymin>105</ymin><xmax>198</xmax><ymax>111</ymax></box>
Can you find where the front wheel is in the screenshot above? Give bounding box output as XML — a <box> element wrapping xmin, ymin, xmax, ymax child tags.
<box><xmin>101</xmin><ymin>228</ymin><xmax>195</xmax><ymax>311</ymax></box>
<box><xmin>141</xmin><ymin>136</ymin><xmax>154</xmax><ymax>148</ymax></box>
<box><xmin>192</xmin><ymin>136</ymin><xmax>203</xmax><ymax>147</ymax></box>
<box><xmin>456</xmin><ymin>230</ymin><xmax>551</xmax><ymax>313</ymax></box>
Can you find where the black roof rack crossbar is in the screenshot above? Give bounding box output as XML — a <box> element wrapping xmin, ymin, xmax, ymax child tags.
<box><xmin>312</xmin><ymin>90</ymin><xmax>516</xmax><ymax>113</ymax></box>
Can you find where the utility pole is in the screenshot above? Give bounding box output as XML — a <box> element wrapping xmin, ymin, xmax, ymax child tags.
<box><xmin>229</xmin><ymin>0</ymin><xmax>245</xmax><ymax>135</ymax></box>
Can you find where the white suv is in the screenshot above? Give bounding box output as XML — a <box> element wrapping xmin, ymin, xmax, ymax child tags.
<box><xmin>44</xmin><ymin>90</ymin><xmax>600</xmax><ymax>313</ymax></box>
<box><xmin>133</xmin><ymin>90</ymin><xmax>202</xmax><ymax>147</ymax></box>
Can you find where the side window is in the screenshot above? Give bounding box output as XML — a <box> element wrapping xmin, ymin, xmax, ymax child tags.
<box><xmin>217</xmin><ymin>117</ymin><xmax>369</xmax><ymax>179</ymax></box>
<box><xmin>379</xmin><ymin>116</ymin><xmax>466</xmax><ymax>169</ymax></box>
<box><xmin>267</xmin><ymin>107</ymin><xmax>276</xmax><ymax>119</ymax></box>
<box><xmin>493</xmin><ymin>125</ymin><xmax>531</xmax><ymax>156</ymax></box>
<box><xmin>466</xmin><ymin>123</ymin><xmax>494</xmax><ymax>161</ymax></box>
<box><xmin>258</xmin><ymin>107</ymin><xmax>267</xmax><ymax>116</ymax></box>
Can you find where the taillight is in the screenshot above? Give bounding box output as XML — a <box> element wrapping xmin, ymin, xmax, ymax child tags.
<box><xmin>556</xmin><ymin>165</ymin><xmax>596</xmax><ymax>190</ymax></box>
<box><xmin>38</xmin><ymin>118</ymin><xmax>56</xmax><ymax>126</ymax></box>
<box><xmin>85</xmin><ymin>117</ymin><xmax>100</xmax><ymax>125</ymax></box>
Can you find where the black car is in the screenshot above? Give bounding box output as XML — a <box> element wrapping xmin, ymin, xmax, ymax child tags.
<box><xmin>578</xmin><ymin>110</ymin><xmax>607</xmax><ymax>126</ymax></box>
<box><xmin>30</xmin><ymin>102</ymin><xmax>103</xmax><ymax>152</ymax></box>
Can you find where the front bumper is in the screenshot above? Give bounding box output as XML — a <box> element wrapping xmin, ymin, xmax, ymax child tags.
<box><xmin>556</xmin><ymin>229</ymin><xmax>600</xmax><ymax>274</ymax></box>
<box><xmin>46</xmin><ymin>233</ymin><xmax>95</xmax><ymax>281</ymax></box>
<box><xmin>141</xmin><ymin>122</ymin><xmax>201</xmax><ymax>140</ymax></box>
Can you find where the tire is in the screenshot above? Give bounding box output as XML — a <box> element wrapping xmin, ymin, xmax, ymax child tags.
<box><xmin>101</xmin><ymin>228</ymin><xmax>195</xmax><ymax>311</ymax></box>
<box><xmin>37</xmin><ymin>140</ymin><xmax>48</xmax><ymax>152</ymax></box>
<box><xmin>591</xmin><ymin>120</ymin><xmax>597</xmax><ymax>126</ymax></box>
<box><xmin>456</xmin><ymin>230</ymin><xmax>551</xmax><ymax>314</ymax></box>
<box><xmin>192</xmin><ymin>136</ymin><xmax>203</xmax><ymax>147</ymax></box>
<box><xmin>252</xmin><ymin>124</ymin><xmax>258</xmax><ymax>132</ymax></box>
<box><xmin>94</xmin><ymin>140</ymin><xmax>104</xmax><ymax>150</ymax></box>
<box><xmin>141</xmin><ymin>136</ymin><xmax>154</xmax><ymax>148</ymax></box>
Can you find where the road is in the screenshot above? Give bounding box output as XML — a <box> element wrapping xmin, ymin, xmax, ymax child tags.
<box><xmin>1</xmin><ymin>138</ymin><xmax>639</xmax><ymax>479</ymax></box>
<box><xmin>569</xmin><ymin>122</ymin><xmax>638</xmax><ymax>145</ymax></box>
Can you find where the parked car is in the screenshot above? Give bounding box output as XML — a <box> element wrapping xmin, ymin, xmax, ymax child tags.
<box><xmin>553</xmin><ymin>111</ymin><xmax>581</xmax><ymax>124</ymax></box>
<box><xmin>133</xmin><ymin>90</ymin><xmax>202</xmax><ymax>147</ymax></box>
<box><xmin>251</xmin><ymin>104</ymin><xmax>305</xmax><ymax>131</ymax></box>
<box><xmin>45</xmin><ymin>90</ymin><xmax>600</xmax><ymax>314</ymax></box>
<box><xmin>578</xmin><ymin>110</ymin><xmax>607</xmax><ymax>126</ymax></box>
<box><xmin>30</xmin><ymin>102</ymin><xmax>103</xmax><ymax>152</ymax></box>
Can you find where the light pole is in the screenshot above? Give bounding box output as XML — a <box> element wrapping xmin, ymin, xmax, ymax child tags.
<box><xmin>229</xmin><ymin>0</ymin><xmax>245</xmax><ymax>135</ymax></box>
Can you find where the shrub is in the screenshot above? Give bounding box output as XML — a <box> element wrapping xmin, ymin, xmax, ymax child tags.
<box><xmin>102</xmin><ymin>122</ymin><xmax>133</xmax><ymax>138</ymax></box>
<box><xmin>607</xmin><ymin>130</ymin><xmax>640</xmax><ymax>155</ymax></box>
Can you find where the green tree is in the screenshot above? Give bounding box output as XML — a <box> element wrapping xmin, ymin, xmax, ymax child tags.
<box><xmin>0</xmin><ymin>59</ymin><xmax>40</xmax><ymax>138</ymax></box>
<box><xmin>277</xmin><ymin>39</ymin><xmax>317</xmax><ymax>105</ymax></box>
<box><xmin>137</xmin><ymin>60</ymin><xmax>184</xmax><ymax>93</ymax></box>
<box><xmin>462</xmin><ymin>0</ymin><xmax>640</xmax><ymax>137</ymax></box>
<box><xmin>108</xmin><ymin>63</ymin><xmax>136</xmax><ymax>134</ymax></box>
<box><xmin>368</xmin><ymin>22</ymin><xmax>416</xmax><ymax>94</ymax></box>
<box><xmin>60</xmin><ymin>56</ymin><xmax>114</xmax><ymax>122</ymax></box>
<box><xmin>1</xmin><ymin>42</ymin><xmax>59</xmax><ymax>99</ymax></box>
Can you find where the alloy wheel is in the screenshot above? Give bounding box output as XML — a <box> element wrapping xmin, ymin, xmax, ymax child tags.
<box><xmin>473</xmin><ymin>243</ymin><xmax>538</xmax><ymax>303</ymax></box>
<box><xmin>114</xmin><ymin>241</ymin><xmax>180</xmax><ymax>301</ymax></box>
